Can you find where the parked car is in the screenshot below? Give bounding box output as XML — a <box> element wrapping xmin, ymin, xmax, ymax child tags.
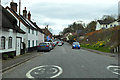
<box><xmin>37</xmin><ymin>42</ymin><xmax>51</xmax><ymax>52</ymax></box>
<box><xmin>58</xmin><ymin>42</ymin><xmax>63</xmax><ymax>46</ymax></box>
<box><xmin>50</xmin><ymin>42</ymin><xmax>55</xmax><ymax>49</ymax></box>
<box><xmin>61</xmin><ymin>40</ymin><xmax>64</xmax><ymax>45</ymax></box>
<box><xmin>53</xmin><ymin>41</ymin><xmax>57</xmax><ymax>46</ymax></box>
<box><xmin>72</xmin><ymin>42</ymin><xmax>80</xmax><ymax>49</ymax></box>
<box><xmin>45</xmin><ymin>42</ymin><xmax>53</xmax><ymax>50</ymax></box>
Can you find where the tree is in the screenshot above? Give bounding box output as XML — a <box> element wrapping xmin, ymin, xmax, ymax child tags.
<box><xmin>102</xmin><ymin>15</ymin><xmax>115</xmax><ymax>21</ymax></box>
<box><xmin>85</xmin><ymin>21</ymin><xmax>97</xmax><ymax>33</ymax></box>
<box><xmin>61</xmin><ymin>22</ymin><xmax>85</xmax><ymax>36</ymax></box>
<box><xmin>68</xmin><ymin>35</ymin><xmax>76</xmax><ymax>42</ymax></box>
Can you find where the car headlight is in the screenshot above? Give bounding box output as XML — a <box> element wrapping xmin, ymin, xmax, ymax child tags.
<box><xmin>73</xmin><ymin>45</ymin><xmax>76</xmax><ymax>47</ymax></box>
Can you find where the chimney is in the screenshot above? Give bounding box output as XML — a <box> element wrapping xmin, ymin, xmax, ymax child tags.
<box><xmin>23</xmin><ymin>7</ymin><xmax>27</xmax><ymax>18</ymax></box>
<box><xmin>28</xmin><ymin>11</ymin><xmax>31</xmax><ymax>21</ymax></box>
<box><xmin>10</xmin><ymin>2</ymin><xmax>18</xmax><ymax>12</ymax></box>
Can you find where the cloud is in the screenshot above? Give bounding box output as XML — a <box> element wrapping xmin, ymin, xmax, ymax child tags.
<box><xmin>2</xmin><ymin>0</ymin><xmax>119</xmax><ymax>34</ymax></box>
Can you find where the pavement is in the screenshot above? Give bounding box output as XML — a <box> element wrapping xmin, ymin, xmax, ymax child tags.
<box><xmin>2</xmin><ymin>50</ymin><xmax>43</xmax><ymax>72</ymax></box>
<box><xmin>81</xmin><ymin>47</ymin><xmax>119</xmax><ymax>59</ymax></box>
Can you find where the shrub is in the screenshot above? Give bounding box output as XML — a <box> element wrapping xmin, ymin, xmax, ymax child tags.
<box><xmin>3</xmin><ymin>54</ymin><xmax>8</xmax><ymax>60</ymax></box>
<box><xmin>9</xmin><ymin>53</ymin><xmax>14</xmax><ymax>58</ymax></box>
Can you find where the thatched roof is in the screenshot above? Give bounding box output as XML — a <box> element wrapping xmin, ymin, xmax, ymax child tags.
<box><xmin>1</xmin><ymin>5</ymin><xmax>25</xmax><ymax>34</ymax></box>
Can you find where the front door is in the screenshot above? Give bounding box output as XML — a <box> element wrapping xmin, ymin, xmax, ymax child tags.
<box><xmin>16</xmin><ymin>38</ymin><xmax>21</xmax><ymax>56</ymax></box>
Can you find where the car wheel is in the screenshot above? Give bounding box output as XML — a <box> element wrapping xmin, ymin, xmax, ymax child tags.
<box><xmin>37</xmin><ymin>50</ymin><xmax>39</xmax><ymax>52</ymax></box>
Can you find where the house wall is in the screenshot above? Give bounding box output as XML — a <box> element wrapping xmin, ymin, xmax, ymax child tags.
<box><xmin>0</xmin><ymin>28</ymin><xmax>16</xmax><ymax>53</ymax></box>
<box><xmin>109</xmin><ymin>21</ymin><xmax>119</xmax><ymax>28</ymax></box>
<box><xmin>28</xmin><ymin>29</ymin><xmax>38</xmax><ymax>48</ymax></box>
<box><xmin>96</xmin><ymin>22</ymin><xmax>101</xmax><ymax>30</ymax></box>
<box><xmin>37</xmin><ymin>32</ymin><xmax>44</xmax><ymax>45</ymax></box>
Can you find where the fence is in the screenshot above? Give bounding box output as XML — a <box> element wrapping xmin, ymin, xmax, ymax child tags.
<box><xmin>113</xmin><ymin>45</ymin><xmax>120</xmax><ymax>53</ymax></box>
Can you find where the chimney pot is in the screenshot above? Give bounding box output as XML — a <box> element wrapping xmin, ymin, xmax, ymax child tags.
<box><xmin>10</xmin><ymin>2</ymin><xmax>17</xmax><ymax>12</ymax></box>
<box><xmin>28</xmin><ymin>11</ymin><xmax>31</xmax><ymax>21</ymax></box>
<box><xmin>23</xmin><ymin>7</ymin><xmax>27</xmax><ymax>18</ymax></box>
<box><xmin>24</xmin><ymin>7</ymin><xmax>26</xmax><ymax>10</ymax></box>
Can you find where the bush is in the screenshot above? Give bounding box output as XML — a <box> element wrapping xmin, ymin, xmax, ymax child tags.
<box><xmin>9</xmin><ymin>53</ymin><xmax>14</xmax><ymax>58</ymax></box>
<box><xmin>80</xmin><ymin>43</ymin><xmax>110</xmax><ymax>52</ymax></box>
<box><xmin>3</xmin><ymin>54</ymin><xmax>8</xmax><ymax>60</ymax></box>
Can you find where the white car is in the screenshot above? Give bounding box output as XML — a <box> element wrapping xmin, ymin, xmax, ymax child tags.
<box><xmin>58</xmin><ymin>42</ymin><xmax>62</xmax><ymax>46</ymax></box>
<box><xmin>44</xmin><ymin>42</ymin><xmax>52</xmax><ymax>50</ymax></box>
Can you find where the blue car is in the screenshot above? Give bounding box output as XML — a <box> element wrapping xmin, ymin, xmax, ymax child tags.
<box><xmin>72</xmin><ymin>42</ymin><xmax>80</xmax><ymax>49</ymax></box>
<box><xmin>37</xmin><ymin>42</ymin><xmax>51</xmax><ymax>52</ymax></box>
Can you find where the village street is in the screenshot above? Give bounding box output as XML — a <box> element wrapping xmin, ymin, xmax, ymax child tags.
<box><xmin>2</xmin><ymin>42</ymin><xmax>118</xmax><ymax>78</ymax></box>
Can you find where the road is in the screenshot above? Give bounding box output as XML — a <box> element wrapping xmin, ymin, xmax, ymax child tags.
<box><xmin>3</xmin><ymin>42</ymin><xmax>119</xmax><ymax>78</ymax></box>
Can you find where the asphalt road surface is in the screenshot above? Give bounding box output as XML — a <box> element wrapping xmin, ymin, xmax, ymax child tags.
<box><xmin>3</xmin><ymin>42</ymin><xmax>119</xmax><ymax>78</ymax></box>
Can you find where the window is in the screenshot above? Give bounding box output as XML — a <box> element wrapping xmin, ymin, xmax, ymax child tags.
<box><xmin>36</xmin><ymin>40</ymin><xmax>37</xmax><ymax>46</ymax></box>
<box><xmin>32</xmin><ymin>40</ymin><xmax>34</xmax><ymax>47</ymax></box>
<box><xmin>1</xmin><ymin>36</ymin><xmax>5</xmax><ymax>49</ymax></box>
<box><xmin>106</xmin><ymin>25</ymin><xmax>107</xmax><ymax>28</ymax></box>
<box><xmin>36</xmin><ymin>31</ymin><xmax>38</xmax><ymax>36</ymax></box>
<box><xmin>8</xmin><ymin>37</ymin><xmax>12</xmax><ymax>49</ymax></box>
<box><xmin>28</xmin><ymin>28</ymin><xmax>30</xmax><ymax>33</ymax></box>
<box><xmin>28</xmin><ymin>40</ymin><xmax>30</xmax><ymax>48</ymax></box>
<box><xmin>32</xmin><ymin>30</ymin><xmax>34</xmax><ymax>34</ymax></box>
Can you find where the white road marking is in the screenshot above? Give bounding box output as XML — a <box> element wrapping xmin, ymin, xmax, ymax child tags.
<box><xmin>107</xmin><ymin>65</ymin><xmax>120</xmax><ymax>75</ymax></box>
<box><xmin>52</xmin><ymin>68</ymin><xmax>58</xmax><ymax>74</ymax></box>
<box><xmin>26</xmin><ymin>65</ymin><xmax>63</xmax><ymax>78</ymax></box>
<box><xmin>50</xmin><ymin>65</ymin><xmax>63</xmax><ymax>78</ymax></box>
<box><xmin>34</xmin><ymin>72</ymin><xmax>39</xmax><ymax>74</ymax></box>
<box><xmin>47</xmin><ymin>68</ymin><xmax>58</xmax><ymax>74</ymax></box>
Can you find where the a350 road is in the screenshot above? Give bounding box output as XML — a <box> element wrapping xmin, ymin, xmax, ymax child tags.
<box><xmin>3</xmin><ymin>42</ymin><xmax>118</xmax><ymax>78</ymax></box>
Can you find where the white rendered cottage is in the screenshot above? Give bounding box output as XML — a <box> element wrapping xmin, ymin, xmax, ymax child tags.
<box><xmin>0</xmin><ymin>6</ymin><xmax>25</xmax><ymax>57</ymax></box>
<box><xmin>96</xmin><ymin>20</ymin><xmax>119</xmax><ymax>30</ymax></box>
<box><xmin>6</xmin><ymin>1</ymin><xmax>44</xmax><ymax>53</ymax></box>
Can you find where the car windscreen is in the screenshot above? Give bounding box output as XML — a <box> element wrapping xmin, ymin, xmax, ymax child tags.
<box><xmin>73</xmin><ymin>42</ymin><xmax>79</xmax><ymax>45</ymax></box>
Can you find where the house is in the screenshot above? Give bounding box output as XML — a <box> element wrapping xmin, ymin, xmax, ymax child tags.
<box><xmin>62</xmin><ymin>32</ymin><xmax>73</xmax><ymax>41</ymax></box>
<box><xmin>42</xmin><ymin>26</ymin><xmax>53</xmax><ymax>41</ymax></box>
<box><xmin>96</xmin><ymin>20</ymin><xmax>119</xmax><ymax>30</ymax></box>
<box><xmin>0</xmin><ymin>5</ymin><xmax>25</xmax><ymax>57</ymax></box>
<box><xmin>29</xmin><ymin>21</ymin><xmax>45</xmax><ymax>44</ymax></box>
<box><xmin>5</xmin><ymin>1</ymin><xmax>44</xmax><ymax>54</ymax></box>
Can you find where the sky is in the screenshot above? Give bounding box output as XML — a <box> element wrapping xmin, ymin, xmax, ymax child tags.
<box><xmin>1</xmin><ymin>0</ymin><xmax>120</xmax><ymax>35</ymax></box>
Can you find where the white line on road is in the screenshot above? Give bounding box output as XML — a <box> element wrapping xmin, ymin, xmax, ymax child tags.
<box><xmin>107</xmin><ymin>65</ymin><xmax>120</xmax><ymax>75</ymax></box>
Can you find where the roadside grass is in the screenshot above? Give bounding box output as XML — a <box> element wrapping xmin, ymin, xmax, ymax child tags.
<box><xmin>80</xmin><ymin>44</ymin><xmax>110</xmax><ymax>53</ymax></box>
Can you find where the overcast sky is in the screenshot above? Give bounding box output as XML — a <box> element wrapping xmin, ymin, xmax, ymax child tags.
<box><xmin>2</xmin><ymin>0</ymin><xmax>119</xmax><ymax>35</ymax></box>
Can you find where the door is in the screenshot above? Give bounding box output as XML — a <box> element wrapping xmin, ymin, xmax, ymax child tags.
<box><xmin>16</xmin><ymin>38</ymin><xmax>21</xmax><ymax>56</ymax></box>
